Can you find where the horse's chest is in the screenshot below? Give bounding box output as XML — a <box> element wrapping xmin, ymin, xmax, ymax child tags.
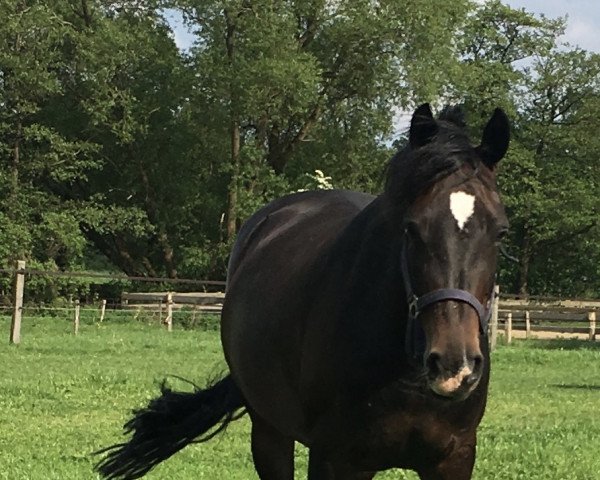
<box><xmin>334</xmin><ymin>408</ymin><xmax>463</xmax><ymax>471</ymax></box>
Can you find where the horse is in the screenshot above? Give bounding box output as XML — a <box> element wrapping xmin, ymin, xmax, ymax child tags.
<box><xmin>96</xmin><ymin>103</ymin><xmax>510</xmax><ymax>480</ymax></box>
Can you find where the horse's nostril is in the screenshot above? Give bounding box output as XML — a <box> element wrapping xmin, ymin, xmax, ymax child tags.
<box><xmin>425</xmin><ymin>352</ymin><xmax>442</xmax><ymax>377</ymax></box>
<box><xmin>471</xmin><ymin>354</ymin><xmax>483</xmax><ymax>373</ymax></box>
<box><xmin>464</xmin><ymin>373</ymin><xmax>479</xmax><ymax>387</ymax></box>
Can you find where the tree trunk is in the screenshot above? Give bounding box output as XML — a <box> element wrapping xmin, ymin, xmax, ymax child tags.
<box><xmin>515</xmin><ymin>227</ymin><xmax>532</xmax><ymax>296</ymax></box>
<box><xmin>10</xmin><ymin>31</ymin><xmax>22</xmax><ymax>209</ymax></box>
<box><xmin>225</xmin><ymin>9</ymin><xmax>240</xmax><ymax>241</ymax></box>
<box><xmin>11</xmin><ymin>120</ymin><xmax>21</xmax><ymax>203</ymax></box>
<box><xmin>138</xmin><ymin>157</ymin><xmax>177</xmax><ymax>278</ymax></box>
<box><xmin>80</xmin><ymin>0</ymin><xmax>92</xmax><ymax>27</ymax></box>
<box><xmin>226</xmin><ymin>118</ymin><xmax>240</xmax><ymax>240</ymax></box>
<box><xmin>266</xmin><ymin>104</ymin><xmax>322</xmax><ymax>174</ymax></box>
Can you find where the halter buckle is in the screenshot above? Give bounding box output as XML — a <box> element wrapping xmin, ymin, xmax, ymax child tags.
<box><xmin>408</xmin><ymin>294</ymin><xmax>419</xmax><ymax>319</ymax></box>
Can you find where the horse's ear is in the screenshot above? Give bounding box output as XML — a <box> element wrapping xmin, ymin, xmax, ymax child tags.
<box><xmin>477</xmin><ymin>108</ymin><xmax>510</xmax><ymax>169</ymax></box>
<box><xmin>409</xmin><ymin>103</ymin><xmax>438</xmax><ymax>148</ymax></box>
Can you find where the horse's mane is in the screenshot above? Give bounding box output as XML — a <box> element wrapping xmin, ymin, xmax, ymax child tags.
<box><xmin>384</xmin><ymin>105</ymin><xmax>478</xmax><ymax>207</ymax></box>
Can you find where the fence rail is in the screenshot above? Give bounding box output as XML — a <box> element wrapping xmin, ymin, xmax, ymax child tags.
<box><xmin>3</xmin><ymin>261</ymin><xmax>599</xmax><ymax>346</ymax></box>
<box><xmin>494</xmin><ymin>294</ymin><xmax>597</xmax><ymax>344</ymax></box>
<box><xmin>121</xmin><ymin>291</ymin><xmax>226</xmax><ymax>332</ymax></box>
<box><xmin>122</xmin><ymin>291</ymin><xmax>225</xmax><ymax>306</ymax></box>
<box><xmin>2</xmin><ymin>260</ymin><xmax>227</xmax><ymax>343</ymax></box>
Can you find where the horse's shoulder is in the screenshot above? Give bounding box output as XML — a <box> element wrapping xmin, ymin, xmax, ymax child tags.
<box><xmin>227</xmin><ymin>190</ymin><xmax>374</xmax><ymax>283</ymax></box>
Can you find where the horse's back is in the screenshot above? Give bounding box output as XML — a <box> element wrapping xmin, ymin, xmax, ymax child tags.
<box><xmin>221</xmin><ymin>189</ymin><xmax>374</xmax><ymax>435</ymax></box>
<box><xmin>226</xmin><ymin>190</ymin><xmax>373</xmax><ymax>283</ymax></box>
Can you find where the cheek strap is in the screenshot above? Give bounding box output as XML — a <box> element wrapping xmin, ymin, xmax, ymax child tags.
<box><xmin>401</xmin><ymin>235</ymin><xmax>494</xmax><ymax>360</ymax></box>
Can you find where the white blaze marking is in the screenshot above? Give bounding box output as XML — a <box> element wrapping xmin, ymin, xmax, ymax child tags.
<box><xmin>449</xmin><ymin>191</ymin><xmax>475</xmax><ymax>231</ymax></box>
<box><xmin>431</xmin><ymin>366</ymin><xmax>473</xmax><ymax>396</ymax></box>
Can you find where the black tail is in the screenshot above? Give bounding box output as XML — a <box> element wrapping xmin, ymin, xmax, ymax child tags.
<box><xmin>95</xmin><ymin>375</ymin><xmax>245</xmax><ymax>479</ymax></box>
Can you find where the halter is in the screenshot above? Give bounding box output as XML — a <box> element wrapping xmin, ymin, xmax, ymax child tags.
<box><xmin>400</xmin><ymin>233</ymin><xmax>493</xmax><ymax>360</ymax></box>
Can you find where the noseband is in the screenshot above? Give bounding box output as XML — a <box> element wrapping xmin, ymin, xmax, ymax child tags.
<box><xmin>400</xmin><ymin>233</ymin><xmax>493</xmax><ymax>360</ymax></box>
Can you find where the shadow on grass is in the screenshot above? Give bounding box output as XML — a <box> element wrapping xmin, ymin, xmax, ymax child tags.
<box><xmin>524</xmin><ymin>338</ymin><xmax>600</xmax><ymax>351</ymax></box>
<box><xmin>552</xmin><ymin>384</ymin><xmax>600</xmax><ymax>391</ymax></box>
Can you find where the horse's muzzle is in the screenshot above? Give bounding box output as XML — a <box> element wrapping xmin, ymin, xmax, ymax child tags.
<box><xmin>425</xmin><ymin>351</ymin><xmax>483</xmax><ymax>400</ymax></box>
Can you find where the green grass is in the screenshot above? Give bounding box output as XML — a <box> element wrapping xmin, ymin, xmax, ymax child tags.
<box><xmin>1</xmin><ymin>316</ymin><xmax>599</xmax><ymax>479</ymax></box>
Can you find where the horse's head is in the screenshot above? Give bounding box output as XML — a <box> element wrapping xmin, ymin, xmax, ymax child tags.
<box><xmin>388</xmin><ymin>104</ymin><xmax>509</xmax><ymax>401</ymax></box>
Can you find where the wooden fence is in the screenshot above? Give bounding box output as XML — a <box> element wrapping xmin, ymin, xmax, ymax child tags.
<box><xmin>3</xmin><ymin>260</ymin><xmax>599</xmax><ymax>347</ymax></box>
<box><xmin>3</xmin><ymin>260</ymin><xmax>225</xmax><ymax>343</ymax></box>
<box><xmin>494</xmin><ymin>295</ymin><xmax>598</xmax><ymax>345</ymax></box>
<box><xmin>122</xmin><ymin>290</ymin><xmax>599</xmax><ymax>348</ymax></box>
<box><xmin>121</xmin><ymin>291</ymin><xmax>225</xmax><ymax>332</ymax></box>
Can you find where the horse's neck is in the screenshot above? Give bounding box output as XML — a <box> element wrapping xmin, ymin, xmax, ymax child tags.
<box><xmin>320</xmin><ymin>197</ymin><xmax>413</xmax><ymax>388</ymax></box>
<box><xmin>333</xmin><ymin>196</ymin><xmax>406</xmax><ymax>310</ymax></box>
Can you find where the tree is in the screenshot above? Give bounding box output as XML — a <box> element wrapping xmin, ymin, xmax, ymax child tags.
<box><xmin>0</xmin><ymin>1</ymin><xmax>183</xmax><ymax>285</ymax></box>
<box><xmin>449</xmin><ymin>0</ymin><xmax>564</xmax><ymax>125</ymax></box>
<box><xmin>0</xmin><ymin>0</ymin><xmax>101</xmax><ymax>272</ymax></box>
<box><xmin>502</xmin><ymin>49</ymin><xmax>600</xmax><ymax>295</ymax></box>
<box><xmin>64</xmin><ymin>2</ymin><xmax>193</xmax><ymax>277</ymax></box>
<box><xmin>442</xmin><ymin>1</ymin><xmax>600</xmax><ymax>296</ymax></box>
<box><xmin>2</xmin><ymin>0</ymin><xmax>598</xmax><ymax>297</ymax></box>
<box><xmin>175</xmin><ymin>0</ymin><xmax>472</xmax><ymax>240</ymax></box>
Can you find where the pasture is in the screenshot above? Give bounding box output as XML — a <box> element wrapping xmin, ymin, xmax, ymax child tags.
<box><xmin>1</xmin><ymin>315</ymin><xmax>599</xmax><ymax>479</ymax></box>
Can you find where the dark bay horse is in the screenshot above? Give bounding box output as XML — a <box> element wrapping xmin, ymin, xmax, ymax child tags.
<box><xmin>97</xmin><ymin>104</ymin><xmax>510</xmax><ymax>479</ymax></box>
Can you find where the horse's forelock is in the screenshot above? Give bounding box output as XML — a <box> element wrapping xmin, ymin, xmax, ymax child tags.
<box><xmin>385</xmin><ymin>107</ymin><xmax>475</xmax><ymax>207</ymax></box>
<box><xmin>438</xmin><ymin>105</ymin><xmax>466</xmax><ymax>128</ymax></box>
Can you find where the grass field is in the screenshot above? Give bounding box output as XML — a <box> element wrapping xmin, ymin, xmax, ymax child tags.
<box><xmin>1</xmin><ymin>315</ymin><xmax>599</xmax><ymax>479</ymax></box>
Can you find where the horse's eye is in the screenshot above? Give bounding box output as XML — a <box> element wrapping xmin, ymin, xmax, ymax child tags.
<box><xmin>404</xmin><ymin>221</ymin><xmax>420</xmax><ymax>237</ymax></box>
<box><xmin>497</xmin><ymin>227</ymin><xmax>509</xmax><ymax>241</ymax></box>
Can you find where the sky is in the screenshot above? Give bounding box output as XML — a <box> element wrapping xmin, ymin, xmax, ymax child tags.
<box><xmin>164</xmin><ymin>10</ymin><xmax>195</xmax><ymax>51</ymax></box>
<box><xmin>167</xmin><ymin>2</ymin><xmax>600</xmax><ymax>53</ymax></box>
<box><xmin>504</xmin><ymin>0</ymin><xmax>600</xmax><ymax>53</ymax></box>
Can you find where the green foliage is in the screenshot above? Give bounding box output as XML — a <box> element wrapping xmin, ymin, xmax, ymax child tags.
<box><xmin>179</xmin><ymin>240</ymin><xmax>233</xmax><ymax>279</ymax></box>
<box><xmin>0</xmin><ymin>319</ymin><xmax>599</xmax><ymax>479</ymax></box>
<box><xmin>162</xmin><ymin>0</ymin><xmax>476</xmax><ymax>272</ymax></box>
<box><xmin>0</xmin><ymin>0</ymin><xmax>598</xmax><ymax>297</ymax></box>
<box><xmin>446</xmin><ymin>1</ymin><xmax>600</xmax><ymax>296</ymax></box>
<box><xmin>498</xmin><ymin>49</ymin><xmax>600</xmax><ymax>295</ymax></box>
<box><xmin>0</xmin><ymin>1</ymin><xmax>153</xmax><ymax>272</ymax></box>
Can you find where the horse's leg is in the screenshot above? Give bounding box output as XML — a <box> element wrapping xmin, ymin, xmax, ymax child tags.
<box><xmin>307</xmin><ymin>448</ymin><xmax>334</xmax><ymax>480</ymax></box>
<box><xmin>331</xmin><ymin>464</ymin><xmax>376</xmax><ymax>480</ymax></box>
<box><xmin>308</xmin><ymin>451</ymin><xmax>375</xmax><ymax>480</ymax></box>
<box><xmin>417</xmin><ymin>443</ymin><xmax>476</xmax><ymax>480</ymax></box>
<box><xmin>250</xmin><ymin>414</ymin><xmax>295</xmax><ymax>480</ymax></box>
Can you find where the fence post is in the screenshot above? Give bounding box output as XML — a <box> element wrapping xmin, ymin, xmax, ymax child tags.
<box><xmin>74</xmin><ymin>300</ymin><xmax>80</xmax><ymax>335</ymax></box>
<box><xmin>165</xmin><ymin>292</ymin><xmax>173</xmax><ymax>332</ymax></box>
<box><xmin>525</xmin><ymin>310</ymin><xmax>531</xmax><ymax>339</ymax></box>
<box><xmin>505</xmin><ymin>312</ymin><xmax>512</xmax><ymax>344</ymax></box>
<box><xmin>99</xmin><ymin>299</ymin><xmax>107</xmax><ymax>323</ymax></box>
<box><xmin>589</xmin><ymin>311</ymin><xmax>596</xmax><ymax>342</ymax></box>
<box><xmin>191</xmin><ymin>306</ymin><xmax>198</xmax><ymax>329</ymax></box>
<box><xmin>490</xmin><ymin>285</ymin><xmax>500</xmax><ymax>350</ymax></box>
<box><xmin>9</xmin><ymin>260</ymin><xmax>26</xmax><ymax>345</ymax></box>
